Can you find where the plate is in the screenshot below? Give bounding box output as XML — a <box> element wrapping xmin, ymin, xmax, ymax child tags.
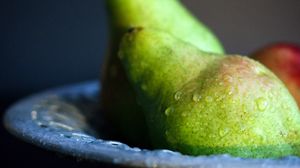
<box><xmin>4</xmin><ymin>81</ymin><xmax>300</xmax><ymax>168</ymax></box>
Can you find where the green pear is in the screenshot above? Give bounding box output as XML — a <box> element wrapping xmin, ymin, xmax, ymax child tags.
<box><xmin>101</xmin><ymin>0</ymin><xmax>224</xmax><ymax>146</ymax></box>
<box><xmin>118</xmin><ymin>27</ymin><xmax>300</xmax><ymax>158</ymax></box>
<box><xmin>106</xmin><ymin>0</ymin><xmax>224</xmax><ymax>53</ymax></box>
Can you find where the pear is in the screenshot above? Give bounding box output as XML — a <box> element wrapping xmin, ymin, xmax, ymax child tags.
<box><xmin>106</xmin><ymin>0</ymin><xmax>224</xmax><ymax>53</ymax></box>
<box><xmin>101</xmin><ymin>0</ymin><xmax>224</xmax><ymax>146</ymax></box>
<box><xmin>118</xmin><ymin>27</ymin><xmax>300</xmax><ymax>158</ymax></box>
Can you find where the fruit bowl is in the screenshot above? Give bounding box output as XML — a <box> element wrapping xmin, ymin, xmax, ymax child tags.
<box><xmin>4</xmin><ymin>81</ymin><xmax>300</xmax><ymax>168</ymax></box>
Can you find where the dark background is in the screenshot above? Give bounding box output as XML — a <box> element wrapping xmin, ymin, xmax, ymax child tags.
<box><xmin>1</xmin><ymin>0</ymin><xmax>300</xmax><ymax>167</ymax></box>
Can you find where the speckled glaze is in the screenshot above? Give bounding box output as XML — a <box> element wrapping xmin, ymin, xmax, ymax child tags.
<box><xmin>4</xmin><ymin>81</ymin><xmax>300</xmax><ymax>167</ymax></box>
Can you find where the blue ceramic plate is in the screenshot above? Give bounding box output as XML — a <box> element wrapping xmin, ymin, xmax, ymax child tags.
<box><xmin>4</xmin><ymin>81</ymin><xmax>300</xmax><ymax>168</ymax></box>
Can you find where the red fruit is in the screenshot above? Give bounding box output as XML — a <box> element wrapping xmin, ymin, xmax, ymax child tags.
<box><xmin>252</xmin><ymin>43</ymin><xmax>300</xmax><ymax>107</ymax></box>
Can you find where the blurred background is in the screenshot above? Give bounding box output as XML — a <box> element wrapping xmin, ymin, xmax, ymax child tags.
<box><xmin>1</xmin><ymin>0</ymin><xmax>299</xmax><ymax>167</ymax></box>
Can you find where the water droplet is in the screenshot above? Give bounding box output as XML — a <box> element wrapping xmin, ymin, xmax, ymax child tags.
<box><xmin>254</xmin><ymin>66</ymin><xmax>264</xmax><ymax>75</ymax></box>
<box><xmin>219</xmin><ymin>128</ymin><xmax>230</xmax><ymax>137</ymax></box>
<box><xmin>164</xmin><ymin>107</ymin><xmax>173</xmax><ymax>116</ymax></box>
<box><xmin>174</xmin><ymin>91</ymin><xmax>182</xmax><ymax>101</ymax></box>
<box><xmin>105</xmin><ymin>141</ymin><xmax>123</xmax><ymax>146</ymax></box>
<box><xmin>256</xmin><ymin>97</ymin><xmax>268</xmax><ymax>111</ymax></box>
<box><xmin>192</xmin><ymin>93</ymin><xmax>202</xmax><ymax>102</ymax></box>
<box><xmin>205</xmin><ymin>96</ymin><xmax>213</xmax><ymax>103</ymax></box>
<box><xmin>37</xmin><ymin>122</ymin><xmax>48</xmax><ymax>128</ymax></box>
<box><xmin>280</xmin><ymin>131</ymin><xmax>288</xmax><ymax>137</ymax></box>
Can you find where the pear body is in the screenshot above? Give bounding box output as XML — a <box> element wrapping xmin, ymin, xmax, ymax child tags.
<box><xmin>101</xmin><ymin>0</ymin><xmax>224</xmax><ymax>146</ymax></box>
<box><xmin>119</xmin><ymin>28</ymin><xmax>300</xmax><ymax>158</ymax></box>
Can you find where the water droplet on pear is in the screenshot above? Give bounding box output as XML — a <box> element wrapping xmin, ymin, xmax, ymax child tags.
<box><xmin>192</xmin><ymin>93</ymin><xmax>202</xmax><ymax>102</ymax></box>
<box><xmin>165</xmin><ymin>107</ymin><xmax>173</xmax><ymax>116</ymax></box>
<box><xmin>256</xmin><ymin>97</ymin><xmax>268</xmax><ymax>111</ymax></box>
<box><xmin>219</xmin><ymin>128</ymin><xmax>230</xmax><ymax>137</ymax></box>
<box><xmin>174</xmin><ymin>91</ymin><xmax>182</xmax><ymax>101</ymax></box>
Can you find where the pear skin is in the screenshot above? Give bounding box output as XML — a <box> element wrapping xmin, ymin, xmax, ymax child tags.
<box><xmin>101</xmin><ymin>0</ymin><xmax>224</xmax><ymax>146</ymax></box>
<box><xmin>118</xmin><ymin>28</ymin><xmax>300</xmax><ymax>158</ymax></box>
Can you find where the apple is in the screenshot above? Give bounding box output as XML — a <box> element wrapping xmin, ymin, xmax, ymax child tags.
<box><xmin>251</xmin><ymin>43</ymin><xmax>300</xmax><ymax>107</ymax></box>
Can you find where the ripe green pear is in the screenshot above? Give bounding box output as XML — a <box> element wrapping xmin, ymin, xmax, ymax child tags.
<box><xmin>106</xmin><ymin>0</ymin><xmax>224</xmax><ymax>53</ymax></box>
<box><xmin>101</xmin><ymin>0</ymin><xmax>224</xmax><ymax>146</ymax></box>
<box><xmin>118</xmin><ymin>28</ymin><xmax>300</xmax><ymax>158</ymax></box>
